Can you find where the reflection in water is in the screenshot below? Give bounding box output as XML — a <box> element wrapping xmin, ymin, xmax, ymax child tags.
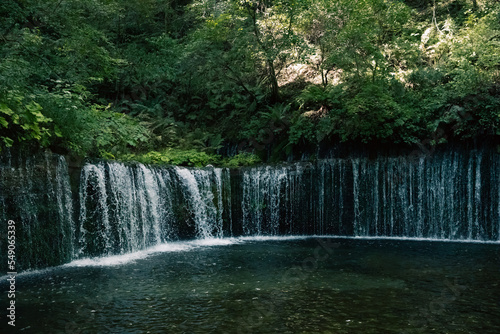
<box><xmin>1</xmin><ymin>238</ymin><xmax>499</xmax><ymax>334</ymax></box>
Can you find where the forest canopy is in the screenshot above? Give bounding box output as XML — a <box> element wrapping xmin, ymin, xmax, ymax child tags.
<box><xmin>1</xmin><ymin>0</ymin><xmax>499</xmax><ymax>165</ymax></box>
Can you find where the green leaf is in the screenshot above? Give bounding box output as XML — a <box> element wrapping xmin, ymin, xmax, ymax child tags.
<box><xmin>0</xmin><ymin>104</ymin><xmax>14</xmax><ymax>116</ymax></box>
<box><xmin>0</xmin><ymin>117</ymin><xmax>9</xmax><ymax>128</ymax></box>
<box><xmin>2</xmin><ymin>137</ymin><xmax>14</xmax><ymax>147</ymax></box>
<box><xmin>54</xmin><ymin>125</ymin><xmax>63</xmax><ymax>138</ymax></box>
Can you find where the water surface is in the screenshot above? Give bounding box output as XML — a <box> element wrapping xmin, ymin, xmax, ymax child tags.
<box><xmin>2</xmin><ymin>237</ymin><xmax>499</xmax><ymax>333</ymax></box>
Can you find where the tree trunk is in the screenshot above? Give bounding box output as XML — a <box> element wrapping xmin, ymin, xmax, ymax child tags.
<box><xmin>268</xmin><ymin>60</ymin><xmax>279</xmax><ymax>103</ymax></box>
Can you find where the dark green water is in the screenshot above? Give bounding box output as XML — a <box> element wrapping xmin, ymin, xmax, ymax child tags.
<box><xmin>2</xmin><ymin>237</ymin><xmax>500</xmax><ymax>334</ymax></box>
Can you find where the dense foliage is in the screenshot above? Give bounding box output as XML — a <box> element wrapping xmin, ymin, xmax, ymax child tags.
<box><xmin>1</xmin><ymin>0</ymin><xmax>499</xmax><ymax>164</ymax></box>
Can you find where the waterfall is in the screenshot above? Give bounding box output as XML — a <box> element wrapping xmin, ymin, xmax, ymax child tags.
<box><xmin>236</xmin><ymin>149</ymin><xmax>499</xmax><ymax>240</ymax></box>
<box><xmin>79</xmin><ymin>163</ymin><xmax>112</xmax><ymax>256</ymax></box>
<box><xmin>78</xmin><ymin>162</ymin><xmax>179</xmax><ymax>257</ymax></box>
<box><xmin>0</xmin><ymin>151</ymin><xmax>75</xmax><ymax>270</ymax></box>
<box><xmin>173</xmin><ymin>166</ymin><xmax>225</xmax><ymax>239</ymax></box>
<box><xmin>77</xmin><ymin>163</ymin><xmax>228</xmax><ymax>257</ymax></box>
<box><xmin>241</xmin><ymin>166</ymin><xmax>288</xmax><ymax>235</ymax></box>
<box><xmin>222</xmin><ymin>168</ymin><xmax>233</xmax><ymax>235</ymax></box>
<box><xmin>54</xmin><ymin>155</ymin><xmax>76</xmax><ymax>258</ymax></box>
<box><xmin>1</xmin><ymin>147</ymin><xmax>499</xmax><ymax>272</ymax></box>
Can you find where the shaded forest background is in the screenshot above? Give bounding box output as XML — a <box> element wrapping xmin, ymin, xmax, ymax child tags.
<box><xmin>1</xmin><ymin>0</ymin><xmax>499</xmax><ymax>166</ymax></box>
